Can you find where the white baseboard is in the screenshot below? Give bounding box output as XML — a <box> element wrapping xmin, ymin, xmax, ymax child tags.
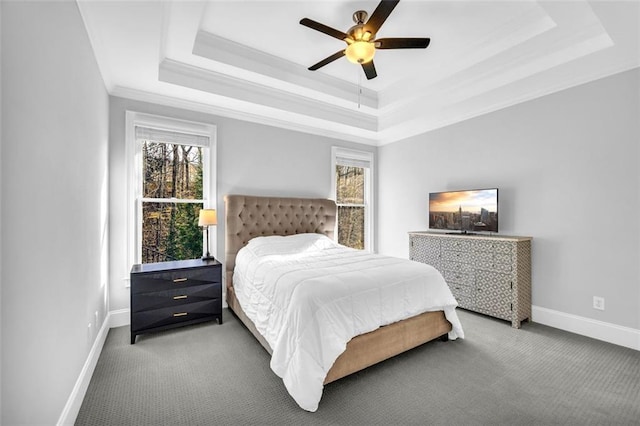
<box><xmin>108</xmin><ymin>308</ymin><xmax>130</xmax><ymax>328</ymax></box>
<box><xmin>57</xmin><ymin>309</ymin><xmax>134</xmax><ymax>425</ymax></box>
<box><xmin>56</xmin><ymin>313</ymin><xmax>111</xmax><ymax>426</ymax></box>
<box><xmin>532</xmin><ymin>305</ymin><xmax>640</xmax><ymax>351</ymax></box>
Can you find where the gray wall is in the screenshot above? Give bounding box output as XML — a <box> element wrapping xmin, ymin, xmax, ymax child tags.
<box><xmin>0</xmin><ymin>2</ymin><xmax>109</xmax><ymax>424</ymax></box>
<box><xmin>108</xmin><ymin>96</ymin><xmax>377</xmax><ymax>312</ymax></box>
<box><xmin>378</xmin><ymin>68</ymin><xmax>640</xmax><ymax>330</ymax></box>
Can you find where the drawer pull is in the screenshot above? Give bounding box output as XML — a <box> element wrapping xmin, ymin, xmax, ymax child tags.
<box><xmin>173</xmin><ymin>278</ymin><xmax>188</xmax><ymax>283</ymax></box>
<box><xmin>173</xmin><ymin>312</ymin><xmax>188</xmax><ymax>317</ymax></box>
<box><xmin>173</xmin><ymin>295</ymin><xmax>188</xmax><ymax>300</ymax></box>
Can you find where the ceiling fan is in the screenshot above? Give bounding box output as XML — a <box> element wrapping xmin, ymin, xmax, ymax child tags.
<box><xmin>299</xmin><ymin>0</ymin><xmax>430</xmax><ymax>80</ymax></box>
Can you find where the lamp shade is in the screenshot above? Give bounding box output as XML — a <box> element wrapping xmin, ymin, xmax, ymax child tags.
<box><xmin>198</xmin><ymin>209</ymin><xmax>217</xmax><ymax>226</ymax></box>
<box><xmin>345</xmin><ymin>41</ymin><xmax>375</xmax><ymax>64</ymax></box>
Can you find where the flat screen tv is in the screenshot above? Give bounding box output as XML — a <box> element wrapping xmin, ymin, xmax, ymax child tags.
<box><xmin>429</xmin><ymin>188</ymin><xmax>498</xmax><ymax>233</ymax></box>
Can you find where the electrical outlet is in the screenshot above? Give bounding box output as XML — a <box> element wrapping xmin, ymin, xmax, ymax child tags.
<box><xmin>593</xmin><ymin>296</ymin><xmax>605</xmax><ymax>311</ymax></box>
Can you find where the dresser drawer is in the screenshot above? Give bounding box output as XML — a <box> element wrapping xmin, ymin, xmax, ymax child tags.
<box><xmin>443</xmin><ymin>269</ymin><xmax>473</xmax><ymax>286</ymax></box>
<box><xmin>442</xmin><ymin>250</ymin><xmax>471</xmax><ymax>262</ymax></box>
<box><xmin>474</xmin><ymin>259</ymin><xmax>512</xmax><ymax>272</ymax></box>
<box><xmin>441</xmin><ymin>239</ymin><xmax>471</xmax><ymax>252</ymax></box>
<box><xmin>468</xmin><ymin>251</ymin><xmax>492</xmax><ymax>263</ymax></box>
<box><xmin>131</xmin><ymin>300</ymin><xmax>220</xmax><ymax>333</ymax></box>
<box><xmin>471</xmin><ymin>240</ymin><xmax>512</xmax><ymax>255</ymax></box>
<box><xmin>132</xmin><ymin>267</ymin><xmax>220</xmax><ymax>294</ymax></box>
<box><xmin>449</xmin><ymin>282</ymin><xmax>473</xmax><ymax>309</ymax></box>
<box><xmin>440</xmin><ymin>260</ymin><xmax>473</xmax><ymax>273</ymax></box>
<box><xmin>131</xmin><ymin>283</ymin><xmax>221</xmax><ymax>313</ymax></box>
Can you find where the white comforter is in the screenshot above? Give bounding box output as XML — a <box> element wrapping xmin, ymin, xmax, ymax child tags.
<box><xmin>233</xmin><ymin>233</ymin><xmax>464</xmax><ymax>412</ymax></box>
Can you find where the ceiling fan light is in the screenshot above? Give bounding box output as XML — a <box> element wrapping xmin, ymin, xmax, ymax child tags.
<box><xmin>345</xmin><ymin>41</ymin><xmax>375</xmax><ymax>64</ymax></box>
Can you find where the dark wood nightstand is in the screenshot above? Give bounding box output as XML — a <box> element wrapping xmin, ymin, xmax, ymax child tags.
<box><xmin>130</xmin><ymin>259</ymin><xmax>222</xmax><ymax>344</ymax></box>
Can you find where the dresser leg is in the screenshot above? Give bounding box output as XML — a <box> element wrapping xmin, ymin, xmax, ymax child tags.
<box><xmin>511</xmin><ymin>320</ymin><xmax>521</xmax><ymax>329</ymax></box>
<box><xmin>131</xmin><ymin>334</ymin><xmax>136</xmax><ymax>344</ymax></box>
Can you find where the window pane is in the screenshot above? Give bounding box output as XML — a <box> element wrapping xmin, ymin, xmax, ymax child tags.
<box><xmin>142</xmin><ymin>202</ymin><xmax>203</xmax><ymax>263</ymax></box>
<box><xmin>338</xmin><ymin>206</ymin><xmax>365</xmax><ymax>250</ymax></box>
<box><xmin>142</xmin><ymin>142</ymin><xmax>203</xmax><ymax>199</ymax></box>
<box><xmin>336</xmin><ymin>165</ymin><xmax>364</xmax><ymax>204</ymax></box>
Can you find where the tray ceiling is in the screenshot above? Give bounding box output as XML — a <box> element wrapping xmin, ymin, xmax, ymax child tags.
<box><xmin>77</xmin><ymin>0</ymin><xmax>639</xmax><ymax>146</ymax></box>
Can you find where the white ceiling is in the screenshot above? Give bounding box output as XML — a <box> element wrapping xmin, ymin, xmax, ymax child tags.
<box><xmin>77</xmin><ymin>0</ymin><xmax>639</xmax><ymax>146</ymax></box>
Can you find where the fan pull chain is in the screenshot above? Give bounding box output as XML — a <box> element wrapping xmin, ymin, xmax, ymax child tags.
<box><xmin>358</xmin><ymin>72</ymin><xmax>362</xmax><ymax>109</ymax></box>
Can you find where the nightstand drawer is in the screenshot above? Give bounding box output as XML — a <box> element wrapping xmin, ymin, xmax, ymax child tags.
<box><xmin>131</xmin><ymin>283</ymin><xmax>221</xmax><ymax>313</ymax></box>
<box><xmin>131</xmin><ymin>300</ymin><xmax>220</xmax><ymax>333</ymax></box>
<box><xmin>132</xmin><ymin>268</ymin><xmax>220</xmax><ymax>294</ymax></box>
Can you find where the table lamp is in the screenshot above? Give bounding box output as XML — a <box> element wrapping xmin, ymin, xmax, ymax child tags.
<box><xmin>198</xmin><ymin>209</ymin><xmax>217</xmax><ymax>260</ymax></box>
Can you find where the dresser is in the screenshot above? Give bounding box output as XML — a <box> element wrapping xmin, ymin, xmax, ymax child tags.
<box><xmin>130</xmin><ymin>259</ymin><xmax>222</xmax><ymax>344</ymax></box>
<box><xmin>409</xmin><ymin>232</ymin><xmax>532</xmax><ymax>328</ymax></box>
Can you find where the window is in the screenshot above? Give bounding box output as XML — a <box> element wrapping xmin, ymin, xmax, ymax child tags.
<box><xmin>127</xmin><ymin>112</ymin><xmax>216</xmax><ymax>267</ymax></box>
<box><xmin>331</xmin><ymin>147</ymin><xmax>374</xmax><ymax>251</ymax></box>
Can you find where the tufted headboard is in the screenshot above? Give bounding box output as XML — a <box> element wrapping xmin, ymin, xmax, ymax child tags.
<box><xmin>224</xmin><ymin>194</ymin><xmax>337</xmax><ymax>287</ymax></box>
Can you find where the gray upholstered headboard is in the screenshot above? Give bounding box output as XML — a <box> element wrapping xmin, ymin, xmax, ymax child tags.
<box><xmin>224</xmin><ymin>194</ymin><xmax>337</xmax><ymax>287</ymax></box>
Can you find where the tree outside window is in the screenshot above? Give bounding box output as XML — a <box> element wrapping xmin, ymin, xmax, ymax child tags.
<box><xmin>333</xmin><ymin>147</ymin><xmax>373</xmax><ymax>251</ymax></box>
<box><xmin>140</xmin><ymin>141</ymin><xmax>204</xmax><ymax>263</ymax></box>
<box><xmin>336</xmin><ymin>165</ymin><xmax>366</xmax><ymax>249</ymax></box>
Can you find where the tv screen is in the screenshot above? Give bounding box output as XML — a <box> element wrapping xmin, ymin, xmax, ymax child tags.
<box><xmin>429</xmin><ymin>188</ymin><xmax>498</xmax><ymax>233</ymax></box>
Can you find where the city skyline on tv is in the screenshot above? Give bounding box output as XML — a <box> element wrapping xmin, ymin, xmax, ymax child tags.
<box><xmin>429</xmin><ymin>189</ymin><xmax>498</xmax><ymax>232</ymax></box>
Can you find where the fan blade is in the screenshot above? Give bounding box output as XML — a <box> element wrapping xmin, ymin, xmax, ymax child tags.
<box><xmin>309</xmin><ymin>50</ymin><xmax>345</xmax><ymax>71</ymax></box>
<box><xmin>361</xmin><ymin>61</ymin><xmax>377</xmax><ymax>80</ymax></box>
<box><xmin>365</xmin><ymin>0</ymin><xmax>400</xmax><ymax>35</ymax></box>
<box><xmin>376</xmin><ymin>38</ymin><xmax>430</xmax><ymax>49</ymax></box>
<box><xmin>300</xmin><ymin>18</ymin><xmax>348</xmax><ymax>41</ymax></box>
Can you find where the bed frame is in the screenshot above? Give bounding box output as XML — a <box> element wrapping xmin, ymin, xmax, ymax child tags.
<box><xmin>224</xmin><ymin>194</ymin><xmax>452</xmax><ymax>385</ymax></box>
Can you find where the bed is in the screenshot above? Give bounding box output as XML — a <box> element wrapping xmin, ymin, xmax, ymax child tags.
<box><xmin>224</xmin><ymin>194</ymin><xmax>463</xmax><ymax>411</ymax></box>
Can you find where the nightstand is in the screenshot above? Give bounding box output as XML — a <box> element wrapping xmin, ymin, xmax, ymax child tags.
<box><xmin>130</xmin><ymin>258</ymin><xmax>222</xmax><ymax>344</ymax></box>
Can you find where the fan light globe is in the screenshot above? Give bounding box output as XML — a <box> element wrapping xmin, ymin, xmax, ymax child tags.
<box><xmin>345</xmin><ymin>41</ymin><xmax>375</xmax><ymax>64</ymax></box>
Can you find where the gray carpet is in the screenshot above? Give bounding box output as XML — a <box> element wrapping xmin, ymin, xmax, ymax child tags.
<box><xmin>76</xmin><ymin>309</ymin><xmax>640</xmax><ymax>425</ymax></box>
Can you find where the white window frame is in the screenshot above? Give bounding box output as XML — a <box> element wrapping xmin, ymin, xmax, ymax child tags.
<box><xmin>125</xmin><ymin>111</ymin><xmax>217</xmax><ymax>278</ymax></box>
<box><xmin>331</xmin><ymin>146</ymin><xmax>374</xmax><ymax>252</ymax></box>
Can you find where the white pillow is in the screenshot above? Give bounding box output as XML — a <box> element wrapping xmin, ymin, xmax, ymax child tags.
<box><xmin>244</xmin><ymin>233</ymin><xmax>336</xmax><ymax>257</ymax></box>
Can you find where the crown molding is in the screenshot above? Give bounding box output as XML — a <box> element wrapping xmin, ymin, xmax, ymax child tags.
<box><xmin>192</xmin><ymin>30</ymin><xmax>378</xmax><ymax>110</ymax></box>
<box><xmin>110</xmin><ymin>86</ymin><xmax>380</xmax><ymax>146</ymax></box>
<box><xmin>158</xmin><ymin>58</ymin><xmax>378</xmax><ymax>132</ymax></box>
